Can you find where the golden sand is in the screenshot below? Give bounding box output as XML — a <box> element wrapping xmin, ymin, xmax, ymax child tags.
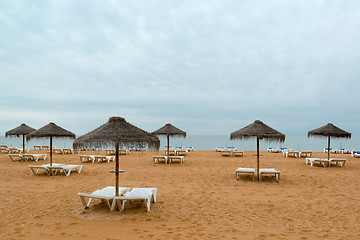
<box><xmin>0</xmin><ymin>150</ymin><xmax>359</xmax><ymax>239</ymax></box>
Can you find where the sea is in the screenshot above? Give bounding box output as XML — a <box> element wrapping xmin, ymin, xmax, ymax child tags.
<box><xmin>1</xmin><ymin>135</ymin><xmax>359</xmax><ymax>151</ymax></box>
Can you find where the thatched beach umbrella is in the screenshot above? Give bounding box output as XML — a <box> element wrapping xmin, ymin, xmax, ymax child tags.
<box><xmin>230</xmin><ymin>120</ymin><xmax>285</xmax><ymax>181</ymax></box>
<box><xmin>5</xmin><ymin>123</ymin><xmax>36</xmax><ymax>153</ymax></box>
<box><xmin>308</xmin><ymin>123</ymin><xmax>351</xmax><ymax>160</ymax></box>
<box><xmin>73</xmin><ymin>117</ymin><xmax>160</xmax><ymax>196</ymax></box>
<box><xmin>27</xmin><ymin>123</ymin><xmax>75</xmax><ymax>166</ymax></box>
<box><xmin>152</xmin><ymin>123</ymin><xmax>186</xmax><ymax>160</ymax></box>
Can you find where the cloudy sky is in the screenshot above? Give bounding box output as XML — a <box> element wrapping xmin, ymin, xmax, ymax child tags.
<box><xmin>1</xmin><ymin>0</ymin><xmax>359</xmax><ymax>137</ymax></box>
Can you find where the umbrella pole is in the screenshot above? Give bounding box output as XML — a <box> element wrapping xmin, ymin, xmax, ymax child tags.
<box><xmin>50</xmin><ymin>136</ymin><xmax>52</xmax><ymax>166</ymax></box>
<box><xmin>22</xmin><ymin>135</ymin><xmax>25</xmax><ymax>154</ymax></box>
<box><xmin>328</xmin><ymin>136</ymin><xmax>331</xmax><ymax>160</ymax></box>
<box><xmin>115</xmin><ymin>143</ymin><xmax>119</xmax><ymax>196</ymax></box>
<box><xmin>167</xmin><ymin>134</ymin><xmax>170</xmax><ymax>162</ymax></box>
<box><xmin>257</xmin><ymin>137</ymin><xmax>260</xmax><ymax>181</ymax></box>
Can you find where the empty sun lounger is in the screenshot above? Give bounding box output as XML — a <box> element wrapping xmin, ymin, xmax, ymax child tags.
<box><xmin>22</xmin><ymin>154</ymin><xmax>47</xmax><ymax>161</ymax></box>
<box><xmin>235</xmin><ymin>167</ymin><xmax>255</xmax><ymax>181</ymax></box>
<box><xmin>176</xmin><ymin>150</ymin><xmax>188</xmax><ymax>156</ymax></box>
<box><xmin>47</xmin><ymin>164</ymin><xmax>83</xmax><ymax>176</ymax></box>
<box><xmin>168</xmin><ymin>156</ymin><xmax>184</xmax><ymax>164</ymax></box>
<box><xmin>106</xmin><ymin>150</ymin><xmax>116</xmax><ymax>155</ymax></box>
<box><xmin>329</xmin><ymin>158</ymin><xmax>346</xmax><ymax>167</ymax></box>
<box><xmin>33</xmin><ymin>145</ymin><xmax>41</xmax><ymax>150</ymax></box>
<box><xmin>221</xmin><ymin>150</ymin><xmax>232</xmax><ymax>157</ymax></box>
<box><xmin>153</xmin><ymin>156</ymin><xmax>168</xmax><ymax>164</ymax></box>
<box><xmin>232</xmin><ymin>151</ymin><xmax>245</xmax><ymax>157</ymax></box>
<box><xmin>79</xmin><ymin>155</ymin><xmax>94</xmax><ymax>163</ymax></box>
<box><xmin>94</xmin><ymin>155</ymin><xmax>114</xmax><ymax>163</ymax></box>
<box><xmin>52</xmin><ymin>149</ymin><xmax>63</xmax><ymax>154</ymax></box>
<box><xmin>306</xmin><ymin>158</ymin><xmax>330</xmax><ymax>167</ymax></box>
<box><xmin>8</xmin><ymin>154</ymin><xmax>24</xmax><ymax>161</ymax></box>
<box><xmin>114</xmin><ymin>188</ymin><xmax>157</xmax><ymax>212</ymax></box>
<box><xmin>78</xmin><ymin>186</ymin><xmax>131</xmax><ymax>211</ymax></box>
<box><xmin>28</xmin><ymin>163</ymin><xmax>63</xmax><ymax>175</ymax></box>
<box><xmin>42</xmin><ymin>146</ymin><xmax>50</xmax><ymax>150</ymax></box>
<box><xmin>0</xmin><ymin>147</ymin><xmax>9</xmax><ymax>154</ymax></box>
<box><xmin>165</xmin><ymin>150</ymin><xmax>176</xmax><ymax>156</ymax></box>
<box><xmin>259</xmin><ymin>168</ymin><xmax>280</xmax><ymax>182</ymax></box>
<box><xmin>300</xmin><ymin>151</ymin><xmax>312</xmax><ymax>158</ymax></box>
<box><xmin>119</xmin><ymin>150</ymin><xmax>129</xmax><ymax>155</ymax></box>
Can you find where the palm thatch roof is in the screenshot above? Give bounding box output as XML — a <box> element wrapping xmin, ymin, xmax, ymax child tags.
<box><xmin>152</xmin><ymin>123</ymin><xmax>186</xmax><ymax>138</ymax></box>
<box><xmin>230</xmin><ymin>120</ymin><xmax>285</xmax><ymax>142</ymax></box>
<box><xmin>5</xmin><ymin>123</ymin><xmax>36</xmax><ymax>137</ymax></box>
<box><xmin>27</xmin><ymin>122</ymin><xmax>75</xmax><ymax>141</ymax></box>
<box><xmin>73</xmin><ymin>117</ymin><xmax>160</xmax><ymax>150</ymax></box>
<box><xmin>308</xmin><ymin>123</ymin><xmax>351</xmax><ymax>139</ymax></box>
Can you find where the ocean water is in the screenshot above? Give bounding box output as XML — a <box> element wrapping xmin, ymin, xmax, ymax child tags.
<box><xmin>1</xmin><ymin>135</ymin><xmax>359</xmax><ymax>151</ymax></box>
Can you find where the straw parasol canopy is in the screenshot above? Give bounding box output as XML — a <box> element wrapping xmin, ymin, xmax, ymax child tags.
<box><xmin>308</xmin><ymin>123</ymin><xmax>351</xmax><ymax>160</ymax></box>
<box><xmin>73</xmin><ymin>116</ymin><xmax>160</xmax><ymax>196</ymax></box>
<box><xmin>230</xmin><ymin>120</ymin><xmax>285</xmax><ymax>181</ymax></box>
<box><xmin>5</xmin><ymin>123</ymin><xmax>36</xmax><ymax>153</ymax></box>
<box><xmin>152</xmin><ymin>123</ymin><xmax>186</xmax><ymax>160</ymax></box>
<box><xmin>27</xmin><ymin>122</ymin><xmax>75</xmax><ymax>166</ymax></box>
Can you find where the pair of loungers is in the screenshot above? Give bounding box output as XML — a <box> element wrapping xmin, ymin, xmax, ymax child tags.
<box><xmin>153</xmin><ymin>155</ymin><xmax>184</xmax><ymax>164</ymax></box>
<box><xmin>221</xmin><ymin>150</ymin><xmax>245</xmax><ymax>157</ymax></box>
<box><xmin>8</xmin><ymin>154</ymin><xmax>47</xmax><ymax>162</ymax></box>
<box><xmin>235</xmin><ymin>167</ymin><xmax>280</xmax><ymax>182</ymax></box>
<box><xmin>78</xmin><ymin>186</ymin><xmax>157</xmax><ymax>212</ymax></box>
<box><xmin>79</xmin><ymin>155</ymin><xmax>115</xmax><ymax>163</ymax></box>
<box><xmin>305</xmin><ymin>158</ymin><xmax>346</xmax><ymax>167</ymax></box>
<box><xmin>29</xmin><ymin>163</ymin><xmax>83</xmax><ymax>176</ymax></box>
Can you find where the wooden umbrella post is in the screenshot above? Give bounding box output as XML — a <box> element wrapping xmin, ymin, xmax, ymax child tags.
<box><xmin>167</xmin><ymin>134</ymin><xmax>170</xmax><ymax>162</ymax></box>
<box><xmin>328</xmin><ymin>136</ymin><xmax>331</xmax><ymax>160</ymax></box>
<box><xmin>257</xmin><ymin>137</ymin><xmax>260</xmax><ymax>181</ymax></box>
<box><xmin>22</xmin><ymin>135</ymin><xmax>25</xmax><ymax>154</ymax></box>
<box><xmin>50</xmin><ymin>136</ymin><xmax>53</xmax><ymax>166</ymax></box>
<box><xmin>115</xmin><ymin>142</ymin><xmax>119</xmax><ymax>196</ymax></box>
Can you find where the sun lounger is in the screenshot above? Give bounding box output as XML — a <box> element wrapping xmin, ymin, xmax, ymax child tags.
<box><xmin>0</xmin><ymin>147</ymin><xmax>9</xmax><ymax>154</ymax></box>
<box><xmin>221</xmin><ymin>150</ymin><xmax>232</xmax><ymax>157</ymax></box>
<box><xmin>299</xmin><ymin>151</ymin><xmax>312</xmax><ymax>158</ymax></box>
<box><xmin>42</xmin><ymin>146</ymin><xmax>50</xmax><ymax>150</ymax></box>
<box><xmin>285</xmin><ymin>151</ymin><xmax>300</xmax><ymax>158</ymax></box>
<box><xmin>232</xmin><ymin>151</ymin><xmax>245</xmax><ymax>157</ymax></box>
<box><xmin>114</xmin><ymin>188</ymin><xmax>157</xmax><ymax>212</ymax></box>
<box><xmin>165</xmin><ymin>150</ymin><xmax>176</xmax><ymax>156</ymax></box>
<box><xmin>169</xmin><ymin>156</ymin><xmax>184</xmax><ymax>164</ymax></box>
<box><xmin>78</xmin><ymin>186</ymin><xmax>131</xmax><ymax>211</ymax></box>
<box><xmin>47</xmin><ymin>164</ymin><xmax>83</xmax><ymax>176</ymax></box>
<box><xmin>329</xmin><ymin>158</ymin><xmax>346</xmax><ymax>167</ymax></box>
<box><xmin>324</xmin><ymin>148</ymin><xmax>332</xmax><ymax>153</ymax></box>
<box><xmin>106</xmin><ymin>150</ymin><xmax>116</xmax><ymax>155</ymax></box>
<box><xmin>28</xmin><ymin>163</ymin><xmax>63</xmax><ymax>175</ymax></box>
<box><xmin>8</xmin><ymin>154</ymin><xmax>24</xmax><ymax>161</ymax></box>
<box><xmin>22</xmin><ymin>154</ymin><xmax>47</xmax><ymax>161</ymax></box>
<box><xmin>94</xmin><ymin>155</ymin><xmax>114</xmax><ymax>163</ymax></box>
<box><xmin>62</xmin><ymin>148</ymin><xmax>74</xmax><ymax>154</ymax></box>
<box><xmin>8</xmin><ymin>147</ymin><xmax>21</xmax><ymax>154</ymax></box>
<box><xmin>33</xmin><ymin>145</ymin><xmax>41</xmax><ymax>150</ymax></box>
<box><xmin>351</xmin><ymin>151</ymin><xmax>360</xmax><ymax>157</ymax></box>
<box><xmin>259</xmin><ymin>168</ymin><xmax>280</xmax><ymax>182</ymax></box>
<box><xmin>153</xmin><ymin>156</ymin><xmax>168</xmax><ymax>164</ymax></box>
<box><xmin>267</xmin><ymin>148</ymin><xmax>280</xmax><ymax>153</ymax></box>
<box><xmin>79</xmin><ymin>155</ymin><xmax>94</xmax><ymax>163</ymax></box>
<box><xmin>52</xmin><ymin>148</ymin><xmax>63</xmax><ymax>154</ymax></box>
<box><xmin>306</xmin><ymin>158</ymin><xmax>331</xmax><ymax>167</ymax></box>
<box><xmin>176</xmin><ymin>150</ymin><xmax>188</xmax><ymax>156</ymax></box>
<box><xmin>235</xmin><ymin>167</ymin><xmax>255</xmax><ymax>181</ymax></box>
<box><xmin>119</xmin><ymin>150</ymin><xmax>129</xmax><ymax>155</ymax></box>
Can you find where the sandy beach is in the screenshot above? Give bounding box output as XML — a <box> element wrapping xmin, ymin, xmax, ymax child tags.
<box><xmin>0</xmin><ymin>150</ymin><xmax>359</xmax><ymax>239</ymax></box>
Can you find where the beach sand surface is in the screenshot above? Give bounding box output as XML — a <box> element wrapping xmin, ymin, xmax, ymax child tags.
<box><xmin>0</xmin><ymin>150</ymin><xmax>359</xmax><ymax>239</ymax></box>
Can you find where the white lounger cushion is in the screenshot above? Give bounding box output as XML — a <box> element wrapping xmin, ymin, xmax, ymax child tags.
<box><xmin>114</xmin><ymin>188</ymin><xmax>157</xmax><ymax>212</ymax></box>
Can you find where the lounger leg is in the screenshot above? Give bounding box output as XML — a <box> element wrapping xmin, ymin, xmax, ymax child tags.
<box><xmin>236</xmin><ymin>172</ymin><xmax>239</xmax><ymax>180</ymax></box>
<box><xmin>259</xmin><ymin>173</ymin><xmax>262</xmax><ymax>181</ymax></box>
<box><xmin>80</xmin><ymin>196</ymin><xmax>92</xmax><ymax>209</ymax></box>
<box><xmin>30</xmin><ymin>168</ymin><xmax>37</xmax><ymax>175</ymax></box>
<box><xmin>252</xmin><ymin>173</ymin><xmax>255</xmax><ymax>182</ymax></box>
<box><xmin>146</xmin><ymin>198</ymin><xmax>151</xmax><ymax>212</ymax></box>
<box><xmin>153</xmin><ymin>190</ymin><xmax>157</xmax><ymax>203</ymax></box>
<box><xmin>121</xmin><ymin>200</ymin><xmax>127</xmax><ymax>212</ymax></box>
<box><xmin>110</xmin><ymin>199</ymin><xmax>117</xmax><ymax>212</ymax></box>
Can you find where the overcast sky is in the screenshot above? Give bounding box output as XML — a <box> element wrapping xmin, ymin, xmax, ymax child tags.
<box><xmin>1</xmin><ymin>0</ymin><xmax>359</xmax><ymax>137</ymax></box>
